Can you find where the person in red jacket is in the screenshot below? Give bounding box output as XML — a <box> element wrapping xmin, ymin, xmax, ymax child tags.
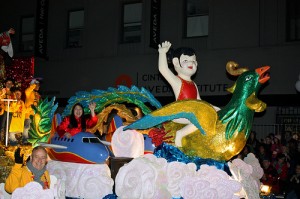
<box><xmin>57</xmin><ymin>102</ymin><xmax>98</xmax><ymax>138</ymax></box>
<box><xmin>273</xmin><ymin>153</ymin><xmax>289</xmax><ymax>194</ymax></box>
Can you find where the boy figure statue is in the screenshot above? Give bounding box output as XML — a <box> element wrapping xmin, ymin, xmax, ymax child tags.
<box><xmin>158</xmin><ymin>41</ymin><xmax>200</xmax><ymax>101</ymax></box>
<box><xmin>158</xmin><ymin>41</ymin><xmax>219</xmax><ymax>147</ymax></box>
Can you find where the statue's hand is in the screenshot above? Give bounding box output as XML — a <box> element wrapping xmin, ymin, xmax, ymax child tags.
<box><xmin>158</xmin><ymin>41</ymin><xmax>171</xmax><ymax>54</ymax></box>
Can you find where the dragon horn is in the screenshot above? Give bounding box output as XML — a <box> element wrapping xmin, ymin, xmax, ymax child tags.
<box><xmin>226</xmin><ymin>61</ymin><xmax>249</xmax><ymax>76</ymax></box>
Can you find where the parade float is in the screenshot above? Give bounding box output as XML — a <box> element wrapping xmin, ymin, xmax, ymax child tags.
<box><xmin>0</xmin><ymin>61</ymin><xmax>271</xmax><ymax>199</ymax></box>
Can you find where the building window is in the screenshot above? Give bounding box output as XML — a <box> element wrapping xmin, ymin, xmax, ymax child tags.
<box><xmin>67</xmin><ymin>9</ymin><xmax>84</xmax><ymax>48</ymax></box>
<box><xmin>20</xmin><ymin>16</ymin><xmax>34</xmax><ymax>52</ymax></box>
<box><xmin>286</xmin><ymin>0</ymin><xmax>300</xmax><ymax>41</ymax></box>
<box><xmin>122</xmin><ymin>2</ymin><xmax>142</xmax><ymax>43</ymax></box>
<box><xmin>186</xmin><ymin>0</ymin><xmax>209</xmax><ymax>37</ymax></box>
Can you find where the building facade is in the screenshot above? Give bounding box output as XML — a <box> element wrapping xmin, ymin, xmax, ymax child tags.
<box><xmin>1</xmin><ymin>0</ymin><xmax>300</xmax><ymax>124</ymax></box>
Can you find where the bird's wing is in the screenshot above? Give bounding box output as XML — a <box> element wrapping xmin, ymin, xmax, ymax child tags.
<box><xmin>124</xmin><ymin>100</ymin><xmax>218</xmax><ymax>135</ymax></box>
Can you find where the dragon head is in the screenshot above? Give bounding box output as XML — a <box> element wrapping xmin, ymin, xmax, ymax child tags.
<box><xmin>226</xmin><ymin>61</ymin><xmax>270</xmax><ymax>92</ymax></box>
<box><xmin>226</xmin><ymin>61</ymin><xmax>270</xmax><ymax>112</ymax></box>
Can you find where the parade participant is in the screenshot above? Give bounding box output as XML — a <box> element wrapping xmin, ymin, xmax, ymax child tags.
<box><xmin>246</xmin><ymin>130</ymin><xmax>260</xmax><ymax>153</ymax></box>
<box><xmin>272</xmin><ymin>153</ymin><xmax>289</xmax><ymax>194</ymax></box>
<box><xmin>5</xmin><ymin>146</ymin><xmax>51</xmax><ymax>194</ymax></box>
<box><xmin>9</xmin><ymin>87</ymin><xmax>26</xmax><ymax>145</ymax></box>
<box><xmin>0</xmin><ymin>28</ymin><xmax>15</xmax><ymax>89</ymax></box>
<box><xmin>0</xmin><ymin>28</ymin><xmax>15</xmax><ymax>57</ymax></box>
<box><xmin>0</xmin><ymin>78</ymin><xmax>15</xmax><ymax>143</ymax></box>
<box><xmin>0</xmin><ymin>78</ymin><xmax>14</xmax><ymax>105</ymax></box>
<box><xmin>57</xmin><ymin>102</ymin><xmax>98</xmax><ymax>138</ymax></box>
<box><xmin>158</xmin><ymin>41</ymin><xmax>219</xmax><ymax>147</ymax></box>
<box><xmin>24</xmin><ymin>79</ymin><xmax>41</xmax><ymax>136</ymax></box>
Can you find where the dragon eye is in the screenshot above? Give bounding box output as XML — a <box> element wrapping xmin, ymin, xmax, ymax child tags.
<box><xmin>245</xmin><ymin>76</ymin><xmax>252</xmax><ymax>81</ymax></box>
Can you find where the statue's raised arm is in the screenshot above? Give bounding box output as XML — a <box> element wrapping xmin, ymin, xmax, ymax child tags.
<box><xmin>158</xmin><ymin>41</ymin><xmax>181</xmax><ymax>97</ymax></box>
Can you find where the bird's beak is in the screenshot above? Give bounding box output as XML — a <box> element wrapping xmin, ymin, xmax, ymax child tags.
<box><xmin>255</xmin><ymin>66</ymin><xmax>270</xmax><ymax>84</ymax></box>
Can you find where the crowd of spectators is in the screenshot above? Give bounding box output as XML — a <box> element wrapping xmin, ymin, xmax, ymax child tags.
<box><xmin>240</xmin><ymin>130</ymin><xmax>300</xmax><ymax>198</ymax></box>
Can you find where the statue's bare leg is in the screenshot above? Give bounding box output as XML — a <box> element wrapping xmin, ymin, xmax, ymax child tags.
<box><xmin>175</xmin><ymin>123</ymin><xmax>198</xmax><ymax>147</ymax></box>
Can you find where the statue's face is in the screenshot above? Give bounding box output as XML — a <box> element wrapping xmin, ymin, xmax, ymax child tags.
<box><xmin>174</xmin><ymin>54</ymin><xmax>197</xmax><ymax>77</ymax></box>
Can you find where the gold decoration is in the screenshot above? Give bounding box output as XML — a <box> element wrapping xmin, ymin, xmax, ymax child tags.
<box><xmin>88</xmin><ymin>104</ymin><xmax>140</xmax><ymax>135</ymax></box>
<box><xmin>226</xmin><ymin>61</ymin><xmax>249</xmax><ymax>76</ymax></box>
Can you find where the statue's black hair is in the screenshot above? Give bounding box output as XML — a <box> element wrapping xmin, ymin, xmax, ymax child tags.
<box><xmin>167</xmin><ymin>47</ymin><xmax>196</xmax><ymax>64</ymax></box>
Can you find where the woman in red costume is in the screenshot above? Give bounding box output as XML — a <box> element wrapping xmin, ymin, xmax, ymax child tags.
<box><xmin>57</xmin><ymin>102</ymin><xmax>98</xmax><ymax>138</ymax></box>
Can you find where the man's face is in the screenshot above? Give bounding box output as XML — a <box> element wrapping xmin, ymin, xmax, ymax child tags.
<box><xmin>5</xmin><ymin>80</ymin><xmax>13</xmax><ymax>89</ymax></box>
<box><xmin>259</xmin><ymin>146</ymin><xmax>265</xmax><ymax>153</ymax></box>
<box><xmin>35</xmin><ymin>83</ymin><xmax>40</xmax><ymax>90</ymax></box>
<box><xmin>263</xmin><ymin>160</ymin><xmax>270</xmax><ymax>169</ymax></box>
<box><xmin>174</xmin><ymin>54</ymin><xmax>197</xmax><ymax>77</ymax></box>
<box><xmin>292</xmin><ymin>133</ymin><xmax>298</xmax><ymax>140</ymax></box>
<box><xmin>265</xmin><ymin>137</ymin><xmax>271</xmax><ymax>144</ymax></box>
<box><xmin>31</xmin><ymin>149</ymin><xmax>47</xmax><ymax>170</ymax></box>
<box><xmin>281</xmin><ymin>145</ymin><xmax>287</xmax><ymax>153</ymax></box>
<box><xmin>15</xmin><ymin>91</ymin><xmax>22</xmax><ymax>100</ymax></box>
<box><xmin>278</xmin><ymin>157</ymin><xmax>285</xmax><ymax>164</ymax></box>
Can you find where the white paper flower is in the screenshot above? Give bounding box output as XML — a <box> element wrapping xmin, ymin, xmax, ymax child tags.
<box><xmin>11</xmin><ymin>182</ymin><xmax>54</xmax><ymax>199</ymax></box>
<box><xmin>166</xmin><ymin>161</ymin><xmax>195</xmax><ymax>197</ymax></box>
<box><xmin>179</xmin><ymin>177</ymin><xmax>210</xmax><ymax>199</ymax></box>
<box><xmin>112</xmin><ymin>126</ymin><xmax>144</xmax><ymax>158</ymax></box>
<box><xmin>244</xmin><ymin>153</ymin><xmax>264</xmax><ymax>180</ymax></box>
<box><xmin>47</xmin><ymin>161</ymin><xmax>113</xmax><ymax>198</ymax></box>
<box><xmin>115</xmin><ymin>157</ymin><xmax>160</xmax><ymax>199</ymax></box>
<box><xmin>229</xmin><ymin>157</ymin><xmax>261</xmax><ymax>199</ymax></box>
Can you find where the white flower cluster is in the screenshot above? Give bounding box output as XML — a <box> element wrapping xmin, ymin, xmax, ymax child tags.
<box><xmin>1</xmin><ymin>153</ymin><xmax>263</xmax><ymax>199</ymax></box>
<box><xmin>11</xmin><ymin>182</ymin><xmax>54</xmax><ymax>199</ymax></box>
<box><xmin>115</xmin><ymin>154</ymin><xmax>243</xmax><ymax>199</ymax></box>
<box><xmin>111</xmin><ymin>126</ymin><xmax>145</xmax><ymax>158</ymax></box>
<box><xmin>47</xmin><ymin>161</ymin><xmax>113</xmax><ymax>198</ymax></box>
<box><xmin>228</xmin><ymin>153</ymin><xmax>263</xmax><ymax>199</ymax></box>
